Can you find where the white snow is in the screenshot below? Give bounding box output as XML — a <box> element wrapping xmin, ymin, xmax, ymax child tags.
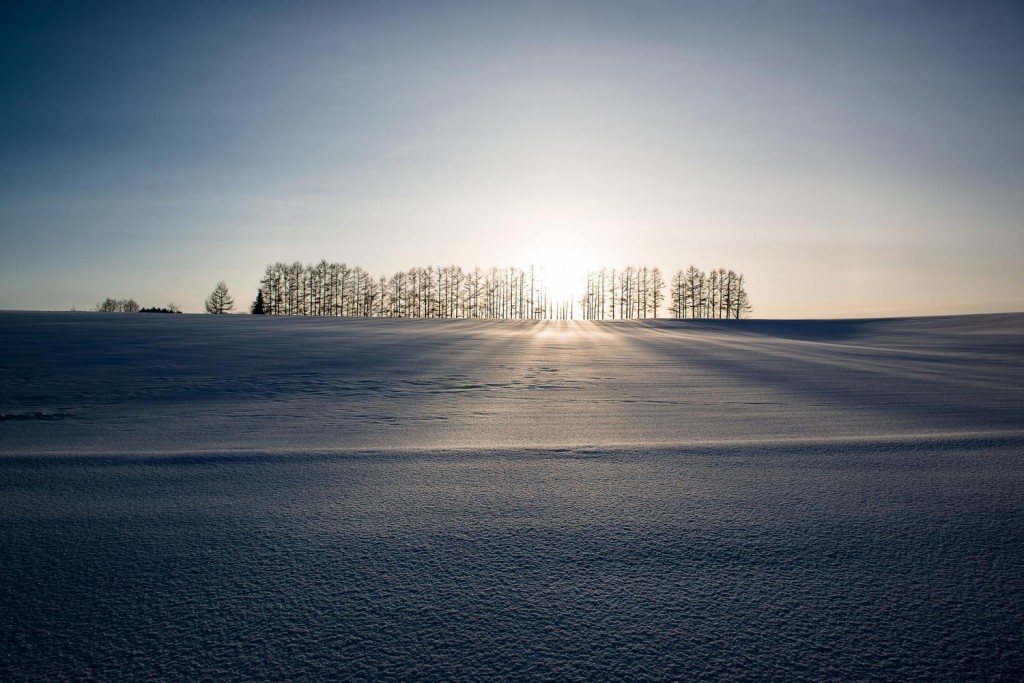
<box><xmin>2</xmin><ymin>312</ymin><xmax>1022</xmax><ymax>680</ymax></box>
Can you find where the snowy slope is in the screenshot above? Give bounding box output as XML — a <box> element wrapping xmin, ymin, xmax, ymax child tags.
<box><xmin>2</xmin><ymin>312</ymin><xmax>1022</xmax><ymax>453</ymax></box>
<box><xmin>2</xmin><ymin>312</ymin><xmax>1023</xmax><ymax>680</ymax></box>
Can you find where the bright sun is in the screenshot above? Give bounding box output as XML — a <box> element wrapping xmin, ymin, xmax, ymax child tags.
<box><xmin>536</xmin><ymin>240</ymin><xmax>590</xmax><ymax>304</ymax></box>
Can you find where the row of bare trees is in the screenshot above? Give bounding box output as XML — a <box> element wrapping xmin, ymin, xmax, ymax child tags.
<box><xmin>577</xmin><ymin>266</ymin><xmax>751</xmax><ymax>319</ymax></box>
<box><xmin>94</xmin><ymin>298</ymin><xmax>140</xmax><ymax>312</ymax></box>
<box><xmin>579</xmin><ymin>267</ymin><xmax>667</xmax><ymax>319</ymax></box>
<box><xmin>255</xmin><ymin>261</ymin><xmax>751</xmax><ymax>319</ymax></box>
<box><xmin>259</xmin><ymin>262</ymin><xmax>580</xmax><ymax>319</ymax></box>
<box><xmin>669</xmin><ymin>267</ymin><xmax>752</xmax><ymax>319</ymax></box>
<box><xmin>91</xmin><ymin>299</ymin><xmax>183</xmax><ymax>313</ymax></box>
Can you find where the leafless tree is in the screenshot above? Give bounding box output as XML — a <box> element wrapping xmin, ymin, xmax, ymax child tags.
<box><xmin>205</xmin><ymin>281</ymin><xmax>234</xmax><ymax>314</ymax></box>
<box><xmin>94</xmin><ymin>298</ymin><xmax>139</xmax><ymax>312</ymax></box>
<box><xmin>650</xmin><ymin>267</ymin><xmax>665</xmax><ymax>318</ymax></box>
<box><xmin>669</xmin><ymin>266</ymin><xmax>752</xmax><ymax>319</ymax></box>
<box><xmin>252</xmin><ymin>260</ymin><xmax>750</xmax><ymax>320</ymax></box>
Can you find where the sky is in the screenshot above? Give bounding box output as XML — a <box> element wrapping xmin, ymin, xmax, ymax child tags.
<box><xmin>1</xmin><ymin>0</ymin><xmax>1022</xmax><ymax>317</ymax></box>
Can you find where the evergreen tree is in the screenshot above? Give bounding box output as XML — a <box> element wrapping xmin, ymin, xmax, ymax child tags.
<box><xmin>251</xmin><ymin>288</ymin><xmax>266</xmax><ymax>315</ymax></box>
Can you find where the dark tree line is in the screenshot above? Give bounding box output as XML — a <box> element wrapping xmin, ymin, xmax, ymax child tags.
<box><xmin>140</xmin><ymin>306</ymin><xmax>183</xmax><ymax>314</ymax></box>
<box><xmin>254</xmin><ymin>261</ymin><xmax>752</xmax><ymax>320</ymax></box>
<box><xmin>93</xmin><ymin>299</ymin><xmax>181</xmax><ymax>313</ymax></box>
<box><xmin>577</xmin><ymin>266</ymin><xmax>751</xmax><ymax>319</ymax></box>
<box><xmin>668</xmin><ymin>266</ymin><xmax>752</xmax><ymax>319</ymax></box>
<box><xmin>258</xmin><ymin>261</ymin><xmax>583</xmax><ymax>319</ymax></box>
<box><xmin>578</xmin><ymin>267</ymin><xmax>667</xmax><ymax>319</ymax></box>
<box><xmin>94</xmin><ymin>298</ymin><xmax>140</xmax><ymax>313</ymax></box>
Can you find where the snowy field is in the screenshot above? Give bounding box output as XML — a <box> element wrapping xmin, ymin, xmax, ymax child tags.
<box><xmin>2</xmin><ymin>311</ymin><xmax>1022</xmax><ymax>680</ymax></box>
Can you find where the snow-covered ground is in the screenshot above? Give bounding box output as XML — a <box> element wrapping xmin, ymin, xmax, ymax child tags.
<box><xmin>2</xmin><ymin>312</ymin><xmax>1022</xmax><ymax>679</ymax></box>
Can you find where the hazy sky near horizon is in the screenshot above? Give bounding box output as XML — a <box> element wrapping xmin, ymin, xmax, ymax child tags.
<box><xmin>2</xmin><ymin>0</ymin><xmax>1022</xmax><ymax>316</ymax></box>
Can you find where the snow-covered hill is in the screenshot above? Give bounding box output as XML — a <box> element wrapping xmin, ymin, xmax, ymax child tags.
<box><xmin>3</xmin><ymin>312</ymin><xmax>1022</xmax><ymax>453</ymax></box>
<box><xmin>2</xmin><ymin>313</ymin><xmax>1022</xmax><ymax>679</ymax></box>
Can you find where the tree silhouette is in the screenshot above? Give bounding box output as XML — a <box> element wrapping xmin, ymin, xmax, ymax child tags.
<box><xmin>251</xmin><ymin>289</ymin><xmax>266</xmax><ymax>315</ymax></box>
<box><xmin>205</xmin><ymin>281</ymin><xmax>235</xmax><ymax>314</ymax></box>
<box><xmin>253</xmin><ymin>261</ymin><xmax>751</xmax><ymax>319</ymax></box>
<box><xmin>667</xmin><ymin>266</ymin><xmax>752</xmax><ymax>319</ymax></box>
<box><xmin>95</xmin><ymin>298</ymin><xmax>139</xmax><ymax>312</ymax></box>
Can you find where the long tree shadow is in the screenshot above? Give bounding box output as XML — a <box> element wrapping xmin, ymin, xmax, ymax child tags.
<box><xmin>617</xmin><ymin>316</ymin><xmax>1024</xmax><ymax>436</ymax></box>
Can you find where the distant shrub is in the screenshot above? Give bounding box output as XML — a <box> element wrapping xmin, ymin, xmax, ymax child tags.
<box><xmin>94</xmin><ymin>300</ymin><xmax>181</xmax><ymax>313</ymax></box>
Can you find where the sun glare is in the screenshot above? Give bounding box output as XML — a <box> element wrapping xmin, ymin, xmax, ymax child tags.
<box><xmin>536</xmin><ymin>240</ymin><xmax>589</xmax><ymax>304</ymax></box>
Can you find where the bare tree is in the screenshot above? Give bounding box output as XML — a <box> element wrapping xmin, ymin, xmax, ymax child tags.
<box><xmin>670</xmin><ymin>270</ymin><xmax>685</xmax><ymax>318</ymax></box>
<box><xmin>250</xmin><ymin>260</ymin><xmax>749</xmax><ymax>320</ymax></box>
<box><xmin>684</xmin><ymin>266</ymin><xmax>702</xmax><ymax>318</ymax></box>
<box><xmin>733</xmin><ymin>273</ymin><xmax>753</xmax><ymax>319</ymax></box>
<box><xmin>650</xmin><ymin>267</ymin><xmax>665</xmax><ymax>318</ymax></box>
<box><xmin>95</xmin><ymin>298</ymin><xmax>139</xmax><ymax>312</ymax></box>
<box><xmin>205</xmin><ymin>281</ymin><xmax>235</xmax><ymax>314</ymax></box>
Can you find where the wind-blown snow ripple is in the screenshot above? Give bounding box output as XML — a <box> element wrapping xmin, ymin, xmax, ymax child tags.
<box><xmin>2</xmin><ymin>441</ymin><xmax>1022</xmax><ymax>680</ymax></box>
<box><xmin>2</xmin><ymin>313</ymin><xmax>1023</xmax><ymax>679</ymax></box>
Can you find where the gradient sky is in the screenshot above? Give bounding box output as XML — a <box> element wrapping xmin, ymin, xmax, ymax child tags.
<box><xmin>2</xmin><ymin>0</ymin><xmax>1022</xmax><ymax>316</ymax></box>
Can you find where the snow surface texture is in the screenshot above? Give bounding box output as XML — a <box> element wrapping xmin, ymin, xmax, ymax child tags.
<box><xmin>2</xmin><ymin>312</ymin><xmax>1022</xmax><ymax>680</ymax></box>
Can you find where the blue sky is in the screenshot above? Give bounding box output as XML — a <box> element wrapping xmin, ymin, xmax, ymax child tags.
<box><xmin>2</xmin><ymin>1</ymin><xmax>1022</xmax><ymax>316</ymax></box>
